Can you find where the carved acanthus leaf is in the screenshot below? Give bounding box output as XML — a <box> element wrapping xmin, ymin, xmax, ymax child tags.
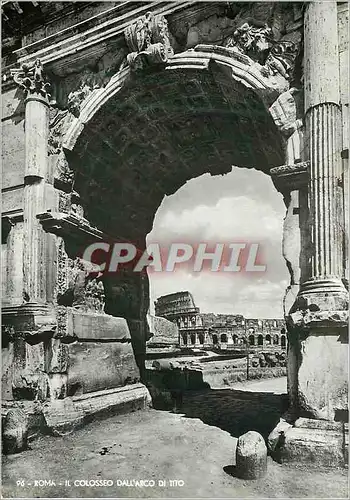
<box><xmin>124</xmin><ymin>12</ymin><xmax>174</xmax><ymax>70</ymax></box>
<box><xmin>11</xmin><ymin>59</ymin><xmax>51</xmax><ymax>99</ymax></box>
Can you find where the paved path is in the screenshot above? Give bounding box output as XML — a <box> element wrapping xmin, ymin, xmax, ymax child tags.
<box><xmin>230</xmin><ymin>376</ymin><xmax>287</xmax><ymax>394</ymax></box>
<box><xmin>2</xmin><ymin>408</ymin><xmax>348</xmax><ymax>499</ymax></box>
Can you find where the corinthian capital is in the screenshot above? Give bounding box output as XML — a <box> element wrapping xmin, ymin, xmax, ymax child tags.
<box><xmin>11</xmin><ymin>59</ymin><xmax>51</xmax><ymax>100</ymax></box>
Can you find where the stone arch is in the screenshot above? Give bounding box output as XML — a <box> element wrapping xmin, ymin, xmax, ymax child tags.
<box><xmin>190</xmin><ymin>333</ymin><xmax>196</xmax><ymax>345</ymax></box>
<box><xmin>212</xmin><ymin>334</ymin><xmax>218</xmax><ymax>346</ymax></box>
<box><xmin>198</xmin><ymin>333</ymin><xmax>204</xmax><ymax>345</ymax></box>
<box><xmin>273</xmin><ymin>334</ymin><xmax>279</xmax><ymax>345</ymax></box>
<box><xmin>281</xmin><ymin>335</ymin><xmax>286</xmax><ymax>349</ymax></box>
<box><xmin>265</xmin><ymin>334</ymin><xmax>272</xmax><ymax>345</ymax></box>
<box><xmin>220</xmin><ymin>333</ymin><xmax>228</xmax><ymax>343</ymax></box>
<box><xmin>258</xmin><ymin>334</ymin><xmax>264</xmax><ymax>346</ymax></box>
<box><xmin>62</xmin><ymin>46</ymin><xmax>290</xmax><ymax>154</ymax></box>
<box><xmin>51</xmin><ymin>43</ymin><xmax>293</xmax><ymax>375</ymax></box>
<box><xmin>249</xmin><ymin>334</ymin><xmax>255</xmax><ymax>346</ymax></box>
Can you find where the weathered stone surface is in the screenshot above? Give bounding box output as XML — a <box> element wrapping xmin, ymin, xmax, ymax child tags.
<box><xmin>267</xmin><ymin>418</ymin><xmax>292</xmax><ymax>454</ymax></box>
<box><xmin>48</xmin><ymin>373</ymin><xmax>68</xmax><ymax>400</ymax></box>
<box><xmin>3</xmin><ymin>408</ymin><xmax>28</xmax><ymax>454</ymax></box>
<box><xmin>12</xmin><ymin>340</ymin><xmax>49</xmax><ymax>401</ymax></box>
<box><xmin>46</xmin><ymin>338</ymin><xmax>69</xmax><ymax>373</ymax></box>
<box><xmin>280</xmin><ymin>425</ymin><xmax>346</xmax><ymax>468</ymax></box>
<box><xmin>2</xmin><ymin>187</ymin><xmax>24</xmax><ymax>215</ymax></box>
<box><xmin>42</xmin><ymin>398</ymin><xmax>84</xmax><ymax>437</ymax></box>
<box><xmin>73</xmin><ymin>383</ymin><xmax>152</xmax><ymax>419</ymax></box>
<box><xmin>236</xmin><ymin>431</ymin><xmax>267</xmax><ymax>479</ymax></box>
<box><xmin>67</xmin><ymin>341</ymin><xmax>140</xmax><ymax>396</ymax></box>
<box><xmin>294</xmin><ymin>417</ymin><xmax>344</xmax><ymax>431</ymax></box>
<box><xmin>297</xmin><ymin>333</ymin><xmax>348</xmax><ymax>420</ymax></box>
<box><xmin>147</xmin><ymin>315</ymin><xmax>178</xmax><ymax>345</ymax></box>
<box><xmin>66</xmin><ymin>310</ymin><xmax>131</xmax><ymax>341</ymax></box>
<box><xmin>2</xmin><ymin>343</ymin><xmax>14</xmax><ymax>400</ymax></box>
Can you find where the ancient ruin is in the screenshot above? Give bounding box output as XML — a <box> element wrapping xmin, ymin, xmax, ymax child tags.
<box><xmin>154</xmin><ymin>291</ymin><xmax>287</xmax><ymax>349</ymax></box>
<box><xmin>1</xmin><ymin>0</ymin><xmax>348</xmax><ymax>469</ymax></box>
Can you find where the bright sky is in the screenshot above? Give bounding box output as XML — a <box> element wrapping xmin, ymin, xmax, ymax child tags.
<box><xmin>147</xmin><ymin>166</ymin><xmax>289</xmax><ymax>319</ymax></box>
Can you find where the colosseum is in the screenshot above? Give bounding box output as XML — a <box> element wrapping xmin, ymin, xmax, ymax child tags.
<box><xmin>154</xmin><ymin>291</ymin><xmax>287</xmax><ymax>350</ymax></box>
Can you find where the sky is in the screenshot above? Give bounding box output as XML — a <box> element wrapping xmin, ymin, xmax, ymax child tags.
<box><xmin>147</xmin><ymin>166</ymin><xmax>289</xmax><ymax>319</ymax></box>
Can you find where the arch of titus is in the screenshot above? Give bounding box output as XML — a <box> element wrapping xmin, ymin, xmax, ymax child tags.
<box><xmin>2</xmin><ymin>2</ymin><xmax>349</xmax><ymax>464</ymax></box>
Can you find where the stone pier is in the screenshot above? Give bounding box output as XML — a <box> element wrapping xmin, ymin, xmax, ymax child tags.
<box><xmin>269</xmin><ymin>1</ymin><xmax>349</xmax><ymax>467</ymax></box>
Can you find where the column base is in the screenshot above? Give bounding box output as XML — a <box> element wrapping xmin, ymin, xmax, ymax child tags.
<box><xmin>269</xmin><ymin>417</ymin><xmax>348</xmax><ymax>468</ymax></box>
<box><xmin>294</xmin><ymin>278</ymin><xmax>348</xmax><ymax>314</ymax></box>
<box><xmin>288</xmin><ymin>278</ymin><xmax>348</xmax><ymax>330</ymax></box>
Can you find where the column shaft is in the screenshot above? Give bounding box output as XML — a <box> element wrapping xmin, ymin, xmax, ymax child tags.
<box><xmin>23</xmin><ymin>94</ymin><xmax>49</xmax><ymax>303</ymax></box>
<box><xmin>306</xmin><ymin>103</ymin><xmax>343</xmax><ymax>279</ymax></box>
<box><xmin>303</xmin><ymin>1</ymin><xmax>346</xmax><ymax>292</ymax></box>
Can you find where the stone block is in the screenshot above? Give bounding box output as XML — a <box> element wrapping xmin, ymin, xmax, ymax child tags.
<box><xmin>42</xmin><ymin>398</ymin><xmax>84</xmax><ymax>437</ymax></box>
<box><xmin>2</xmin><ymin>188</ymin><xmax>24</xmax><ymax>215</ymax></box>
<box><xmin>294</xmin><ymin>417</ymin><xmax>344</xmax><ymax>431</ymax></box>
<box><xmin>280</xmin><ymin>425</ymin><xmax>346</xmax><ymax>468</ymax></box>
<box><xmin>1</xmin><ymin>119</ymin><xmax>25</xmax><ymax>189</ymax></box>
<box><xmin>297</xmin><ymin>333</ymin><xmax>348</xmax><ymax>420</ymax></box>
<box><xmin>236</xmin><ymin>431</ymin><xmax>267</xmax><ymax>479</ymax></box>
<box><xmin>3</xmin><ymin>408</ymin><xmax>28</xmax><ymax>454</ymax></box>
<box><xmin>73</xmin><ymin>383</ymin><xmax>152</xmax><ymax>419</ymax></box>
<box><xmin>147</xmin><ymin>315</ymin><xmax>179</xmax><ymax>345</ymax></box>
<box><xmin>67</xmin><ymin>309</ymin><xmax>131</xmax><ymax>341</ymax></box>
<box><xmin>12</xmin><ymin>340</ymin><xmax>48</xmax><ymax>401</ymax></box>
<box><xmin>67</xmin><ymin>341</ymin><xmax>140</xmax><ymax>395</ymax></box>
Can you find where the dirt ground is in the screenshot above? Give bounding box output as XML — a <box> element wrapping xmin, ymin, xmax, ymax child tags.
<box><xmin>2</xmin><ymin>407</ymin><xmax>348</xmax><ymax>499</ymax></box>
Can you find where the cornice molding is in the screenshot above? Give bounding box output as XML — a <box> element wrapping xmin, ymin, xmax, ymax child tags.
<box><xmin>12</xmin><ymin>1</ymin><xmax>194</xmax><ymax>70</ymax></box>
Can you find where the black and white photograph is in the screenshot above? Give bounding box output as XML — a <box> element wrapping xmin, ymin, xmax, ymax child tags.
<box><xmin>1</xmin><ymin>0</ymin><xmax>349</xmax><ymax>498</ymax></box>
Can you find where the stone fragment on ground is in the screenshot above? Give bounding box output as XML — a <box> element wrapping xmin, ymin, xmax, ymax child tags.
<box><xmin>3</xmin><ymin>408</ymin><xmax>29</xmax><ymax>455</ymax></box>
<box><xmin>236</xmin><ymin>430</ymin><xmax>267</xmax><ymax>479</ymax></box>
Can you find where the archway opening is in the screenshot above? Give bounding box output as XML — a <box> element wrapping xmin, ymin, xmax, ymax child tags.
<box><xmin>66</xmin><ymin>63</ymin><xmax>285</xmax><ymax>371</ymax></box>
<box><xmin>265</xmin><ymin>334</ymin><xmax>272</xmax><ymax>346</ymax></box>
<box><xmin>220</xmin><ymin>333</ymin><xmax>228</xmax><ymax>343</ymax></box>
<box><xmin>258</xmin><ymin>334</ymin><xmax>264</xmax><ymax>346</ymax></box>
<box><xmin>249</xmin><ymin>335</ymin><xmax>255</xmax><ymax>346</ymax></box>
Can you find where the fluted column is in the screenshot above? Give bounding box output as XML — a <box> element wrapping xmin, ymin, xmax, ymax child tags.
<box><xmin>13</xmin><ymin>60</ymin><xmax>51</xmax><ymax>304</ymax></box>
<box><xmin>306</xmin><ymin>104</ymin><xmax>343</xmax><ymax>279</ymax></box>
<box><xmin>300</xmin><ymin>1</ymin><xmax>347</xmax><ymax>302</ymax></box>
